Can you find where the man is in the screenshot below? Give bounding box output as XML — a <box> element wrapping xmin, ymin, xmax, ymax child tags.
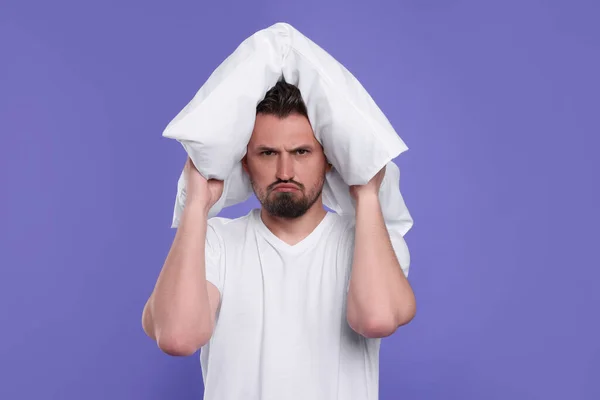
<box><xmin>142</xmin><ymin>80</ymin><xmax>416</xmax><ymax>399</ymax></box>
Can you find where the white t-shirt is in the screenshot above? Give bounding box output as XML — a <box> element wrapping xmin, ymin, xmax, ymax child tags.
<box><xmin>200</xmin><ymin>208</ymin><xmax>410</xmax><ymax>400</ymax></box>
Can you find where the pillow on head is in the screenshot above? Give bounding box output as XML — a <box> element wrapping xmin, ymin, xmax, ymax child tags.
<box><xmin>163</xmin><ymin>26</ymin><xmax>284</xmax><ymax>180</ymax></box>
<box><xmin>279</xmin><ymin>24</ymin><xmax>407</xmax><ymax>185</ymax></box>
<box><xmin>163</xmin><ymin>22</ymin><xmax>413</xmax><ymax>237</ymax></box>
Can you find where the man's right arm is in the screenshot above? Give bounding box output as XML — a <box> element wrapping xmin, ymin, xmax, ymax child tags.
<box><xmin>142</xmin><ymin>202</ymin><xmax>221</xmax><ymax>357</ymax></box>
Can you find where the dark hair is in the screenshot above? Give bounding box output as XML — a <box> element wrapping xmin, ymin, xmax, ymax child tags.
<box><xmin>256</xmin><ymin>78</ymin><xmax>308</xmax><ymax>118</ymax></box>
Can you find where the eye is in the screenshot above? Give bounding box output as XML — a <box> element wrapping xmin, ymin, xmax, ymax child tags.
<box><xmin>296</xmin><ymin>149</ymin><xmax>309</xmax><ymax>155</ymax></box>
<box><xmin>261</xmin><ymin>150</ymin><xmax>275</xmax><ymax>156</ymax></box>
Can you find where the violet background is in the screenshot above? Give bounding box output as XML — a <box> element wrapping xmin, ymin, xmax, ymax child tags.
<box><xmin>1</xmin><ymin>0</ymin><xmax>598</xmax><ymax>399</ymax></box>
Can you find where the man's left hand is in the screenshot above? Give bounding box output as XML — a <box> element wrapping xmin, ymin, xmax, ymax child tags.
<box><xmin>349</xmin><ymin>165</ymin><xmax>386</xmax><ymax>200</ymax></box>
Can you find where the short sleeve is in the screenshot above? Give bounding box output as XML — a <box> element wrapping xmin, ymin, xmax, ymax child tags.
<box><xmin>341</xmin><ymin>222</ymin><xmax>356</xmax><ymax>293</ymax></box>
<box><xmin>205</xmin><ymin>220</ymin><xmax>225</xmax><ymax>294</ymax></box>
<box><xmin>388</xmin><ymin>229</ymin><xmax>411</xmax><ymax>278</ymax></box>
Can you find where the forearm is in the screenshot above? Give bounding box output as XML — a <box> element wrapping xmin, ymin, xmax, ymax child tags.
<box><xmin>346</xmin><ymin>193</ymin><xmax>416</xmax><ymax>337</ymax></box>
<box><xmin>146</xmin><ymin>202</ymin><xmax>214</xmax><ymax>350</ymax></box>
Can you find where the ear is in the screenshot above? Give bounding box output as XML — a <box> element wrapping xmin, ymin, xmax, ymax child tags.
<box><xmin>241</xmin><ymin>155</ymin><xmax>248</xmax><ymax>174</ymax></box>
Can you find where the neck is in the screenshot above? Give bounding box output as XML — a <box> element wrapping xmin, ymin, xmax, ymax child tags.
<box><xmin>259</xmin><ymin>201</ymin><xmax>328</xmax><ymax>244</ymax></box>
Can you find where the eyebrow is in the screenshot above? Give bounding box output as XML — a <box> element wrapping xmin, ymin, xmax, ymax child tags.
<box><xmin>255</xmin><ymin>145</ymin><xmax>314</xmax><ymax>152</ymax></box>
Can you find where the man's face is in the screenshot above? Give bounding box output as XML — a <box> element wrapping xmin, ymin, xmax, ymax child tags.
<box><xmin>242</xmin><ymin>113</ymin><xmax>332</xmax><ymax>219</ymax></box>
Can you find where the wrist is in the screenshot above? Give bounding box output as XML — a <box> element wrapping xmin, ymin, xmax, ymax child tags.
<box><xmin>354</xmin><ymin>191</ymin><xmax>379</xmax><ymax>206</ymax></box>
<box><xmin>183</xmin><ymin>200</ymin><xmax>211</xmax><ymax>219</ymax></box>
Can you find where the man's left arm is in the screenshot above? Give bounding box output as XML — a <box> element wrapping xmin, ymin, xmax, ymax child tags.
<box><xmin>346</xmin><ymin>167</ymin><xmax>417</xmax><ymax>338</ymax></box>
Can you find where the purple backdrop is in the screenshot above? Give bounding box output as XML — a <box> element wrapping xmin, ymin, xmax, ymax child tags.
<box><xmin>1</xmin><ymin>1</ymin><xmax>599</xmax><ymax>399</ymax></box>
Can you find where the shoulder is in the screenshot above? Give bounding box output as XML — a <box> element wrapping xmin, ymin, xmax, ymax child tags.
<box><xmin>326</xmin><ymin>212</ymin><xmax>356</xmax><ymax>250</ymax></box>
<box><xmin>333</xmin><ymin>212</ymin><xmax>355</xmax><ymax>233</ymax></box>
<box><xmin>206</xmin><ymin>209</ymin><xmax>254</xmax><ymax>240</ymax></box>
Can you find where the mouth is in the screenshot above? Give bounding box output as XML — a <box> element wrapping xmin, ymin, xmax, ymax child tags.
<box><xmin>272</xmin><ymin>184</ymin><xmax>300</xmax><ymax>192</ymax></box>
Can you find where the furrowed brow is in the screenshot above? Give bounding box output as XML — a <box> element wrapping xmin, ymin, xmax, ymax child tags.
<box><xmin>255</xmin><ymin>145</ymin><xmax>314</xmax><ymax>152</ymax></box>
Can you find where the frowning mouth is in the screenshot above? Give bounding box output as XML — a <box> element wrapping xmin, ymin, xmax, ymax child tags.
<box><xmin>272</xmin><ymin>184</ymin><xmax>300</xmax><ymax>192</ymax></box>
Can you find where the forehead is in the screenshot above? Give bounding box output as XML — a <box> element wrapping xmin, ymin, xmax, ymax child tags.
<box><xmin>249</xmin><ymin>113</ymin><xmax>318</xmax><ymax>147</ymax></box>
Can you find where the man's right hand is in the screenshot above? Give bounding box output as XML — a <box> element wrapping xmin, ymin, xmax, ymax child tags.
<box><xmin>183</xmin><ymin>157</ymin><xmax>224</xmax><ymax>212</ymax></box>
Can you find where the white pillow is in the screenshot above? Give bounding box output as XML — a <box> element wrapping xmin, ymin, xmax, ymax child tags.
<box><xmin>163</xmin><ymin>22</ymin><xmax>413</xmax><ymax>237</ymax></box>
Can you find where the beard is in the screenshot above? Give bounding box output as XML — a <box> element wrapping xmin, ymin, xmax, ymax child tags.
<box><xmin>251</xmin><ymin>172</ymin><xmax>326</xmax><ymax>219</ymax></box>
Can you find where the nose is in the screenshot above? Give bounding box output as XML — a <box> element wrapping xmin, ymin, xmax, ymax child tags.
<box><xmin>276</xmin><ymin>153</ymin><xmax>295</xmax><ymax>182</ymax></box>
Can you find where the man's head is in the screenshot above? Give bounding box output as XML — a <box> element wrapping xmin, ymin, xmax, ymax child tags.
<box><xmin>241</xmin><ymin>79</ymin><xmax>332</xmax><ymax>219</ymax></box>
